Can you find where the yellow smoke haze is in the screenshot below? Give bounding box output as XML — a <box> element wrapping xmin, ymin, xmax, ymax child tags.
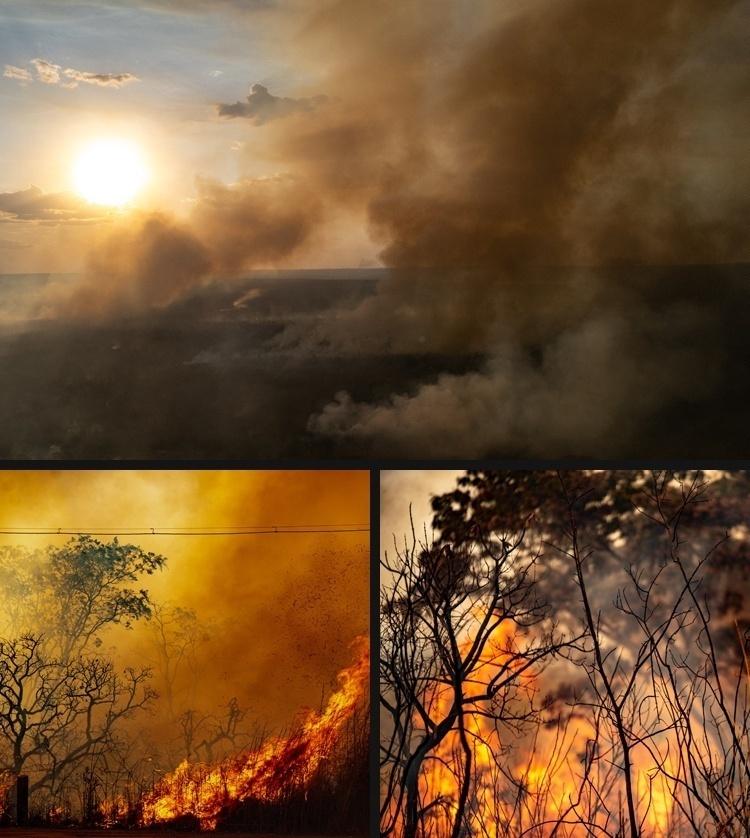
<box><xmin>0</xmin><ymin>470</ymin><xmax>369</xmax><ymax>736</ymax></box>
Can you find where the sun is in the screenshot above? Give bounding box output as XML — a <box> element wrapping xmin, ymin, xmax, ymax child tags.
<box><xmin>73</xmin><ymin>138</ymin><xmax>148</xmax><ymax>207</ymax></box>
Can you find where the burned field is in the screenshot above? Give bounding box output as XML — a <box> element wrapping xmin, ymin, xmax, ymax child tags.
<box><xmin>0</xmin><ymin>269</ymin><xmax>478</xmax><ymax>459</ymax></box>
<box><xmin>3</xmin><ymin>264</ymin><xmax>750</xmax><ymax>460</ymax></box>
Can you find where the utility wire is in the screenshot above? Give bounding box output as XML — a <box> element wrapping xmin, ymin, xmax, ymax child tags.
<box><xmin>0</xmin><ymin>524</ymin><xmax>369</xmax><ymax>537</ymax></box>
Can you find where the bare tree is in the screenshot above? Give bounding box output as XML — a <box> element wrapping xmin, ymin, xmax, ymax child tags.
<box><xmin>0</xmin><ymin>634</ymin><xmax>154</xmax><ymax>795</ymax></box>
<box><xmin>0</xmin><ymin>536</ymin><xmax>165</xmax><ymax>809</ymax></box>
<box><xmin>383</xmin><ymin>471</ymin><xmax>750</xmax><ymax>838</ymax></box>
<box><xmin>381</xmin><ymin>510</ymin><xmax>576</xmax><ymax>838</ymax></box>
<box><xmin>527</xmin><ymin>471</ymin><xmax>750</xmax><ymax>837</ymax></box>
<box><xmin>146</xmin><ymin>603</ymin><xmax>208</xmax><ymax>720</ymax></box>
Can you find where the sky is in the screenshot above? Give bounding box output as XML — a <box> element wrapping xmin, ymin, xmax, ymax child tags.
<box><xmin>380</xmin><ymin>470</ymin><xmax>462</xmax><ymax>559</ymax></box>
<box><xmin>0</xmin><ymin>0</ymin><xmax>376</xmax><ymax>272</ymax></box>
<box><xmin>0</xmin><ymin>469</ymin><xmax>370</xmax><ymax>733</ymax></box>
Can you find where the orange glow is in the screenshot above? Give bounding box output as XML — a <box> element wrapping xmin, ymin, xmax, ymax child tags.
<box><xmin>391</xmin><ymin>615</ymin><xmax>680</xmax><ymax>838</ymax></box>
<box><xmin>133</xmin><ymin>637</ymin><xmax>368</xmax><ymax>830</ymax></box>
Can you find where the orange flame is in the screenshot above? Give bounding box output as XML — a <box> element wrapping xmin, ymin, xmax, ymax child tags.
<box><xmin>140</xmin><ymin>636</ymin><xmax>368</xmax><ymax>830</ymax></box>
<box><xmin>394</xmin><ymin>617</ymin><xmax>680</xmax><ymax>838</ymax></box>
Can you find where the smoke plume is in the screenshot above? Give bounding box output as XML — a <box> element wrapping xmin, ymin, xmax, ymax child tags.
<box><xmin>65</xmin><ymin>176</ymin><xmax>322</xmax><ymax>315</ymax></box>
<box><xmin>47</xmin><ymin>0</ymin><xmax>750</xmax><ymax>455</ymax></box>
<box><xmin>0</xmin><ymin>470</ymin><xmax>369</xmax><ymax>734</ymax></box>
<box><xmin>290</xmin><ymin>0</ymin><xmax>750</xmax><ymax>453</ymax></box>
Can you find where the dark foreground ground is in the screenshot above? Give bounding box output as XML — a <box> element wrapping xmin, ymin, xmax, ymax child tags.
<box><xmin>1</xmin><ymin>264</ymin><xmax>749</xmax><ymax>459</ymax></box>
<box><xmin>0</xmin><ymin>831</ymin><xmax>362</xmax><ymax>838</ymax></box>
<box><xmin>0</xmin><ymin>268</ymin><xmax>478</xmax><ymax>458</ymax></box>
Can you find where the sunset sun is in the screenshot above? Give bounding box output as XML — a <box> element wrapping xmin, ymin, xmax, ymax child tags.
<box><xmin>73</xmin><ymin>138</ymin><xmax>148</xmax><ymax>206</ymax></box>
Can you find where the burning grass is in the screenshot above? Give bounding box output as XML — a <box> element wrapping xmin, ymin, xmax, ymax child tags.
<box><xmin>142</xmin><ymin>638</ymin><xmax>367</xmax><ymax>829</ymax></box>
<box><xmin>100</xmin><ymin>638</ymin><xmax>369</xmax><ymax>832</ymax></box>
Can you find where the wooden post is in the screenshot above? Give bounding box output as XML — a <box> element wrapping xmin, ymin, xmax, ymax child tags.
<box><xmin>16</xmin><ymin>775</ymin><xmax>28</xmax><ymax>825</ymax></box>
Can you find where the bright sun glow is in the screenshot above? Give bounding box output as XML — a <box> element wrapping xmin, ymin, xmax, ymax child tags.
<box><xmin>73</xmin><ymin>138</ymin><xmax>148</xmax><ymax>206</ymax></box>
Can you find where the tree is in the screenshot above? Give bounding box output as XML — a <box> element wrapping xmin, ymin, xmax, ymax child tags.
<box><xmin>0</xmin><ymin>634</ymin><xmax>154</xmax><ymax>796</ymax></box>
<box><xmin>555</xmin><ymin>473</ymin><xmax>750</xmax><ymax>837</ymax></box>
<box><xmin>431</xmin><ymin>470</ymin><xmax>750</xmax><ymax>659</ymax></box>
<box><xmin>380</xmin><ymin>510</ymin><xmax>576</xmax><ymax>838</ymax></box>
<box><xmin>383</xmin><ymin>471</ymin><xmax>750</xmax><ymax>837</ymax></box>
<box><xmin>0</xmin><ymin>535</ymin><xmax>166</xmax><ymax>662</ymax></box>
<box><xmin>146</xmin><ymin>603</ymin><xmax>208</xmax><ymax>721</ymax></box>
<box><xmin>0</xmin><ymin>536</ymin><xmax>165</xmax><ymax>807</ymax></box>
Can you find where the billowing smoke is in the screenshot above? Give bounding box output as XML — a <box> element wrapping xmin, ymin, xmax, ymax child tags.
<box><xmin>286</xmin><ymin>0</ymin><xmax>750</xmax><ymax>453</ymax></box>
<box><xmin>311</xmin><ymin>307</ymin><xmax>724</xmax><ymax>456</ymax></box>
<box><xmin>0</xmin><ymin>470</ymin><xmax>369</xmax><ymax>735</ymax></box>
<box><xmin>65</xmin><ymin>176</ymin><xmax>322</xmax><ymax>315</ymax></box>
<box><xmin>46</xmin><ymin>0</ymin><xmax>750</xmax><ymax>455</ymax></box>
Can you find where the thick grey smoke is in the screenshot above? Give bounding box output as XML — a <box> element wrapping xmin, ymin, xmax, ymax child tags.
<box><xmin>295</xmin><ymin>0</ymin><xmax>750</xmax><ymax>453</ymax></box>
<box><xmin>310</xmin><ymin>304</ymin><xmax>723</xmax><ymax>456</ymax></box>
<box><xmin>45</xmin><ymin>0</ymin><xmax>750</xmax><ymax>456</ymax></box>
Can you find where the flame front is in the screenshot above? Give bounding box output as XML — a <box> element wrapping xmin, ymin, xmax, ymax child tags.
<box><xmin>387</xmin><ymin>618</ymin><xmax>683</xmax><ymax>838</ymax></box>
<box><xmin>139</xmin><ymin>637</ymin><xmax>368</xmax><ymax>830</ymax></box>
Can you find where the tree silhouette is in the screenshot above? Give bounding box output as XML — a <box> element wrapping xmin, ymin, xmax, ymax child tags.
<box><xmin>0</xmin><ymin>536</ymin><xmax>165</xmax><ymax>802</ymax></box>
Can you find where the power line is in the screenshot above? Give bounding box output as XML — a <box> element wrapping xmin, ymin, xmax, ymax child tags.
<box><xmin>0</xmin><ymin>524</ymin><xmax>369</xmax><ymax>537</ymax></box>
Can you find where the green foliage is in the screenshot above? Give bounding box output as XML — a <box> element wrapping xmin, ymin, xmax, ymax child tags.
<box><xmin>0</xmin><ymin>535</ymin><xmax>165</xmax><ymax>798</ymax></box>
<box><xmin>0</xmin><ymin>535</ymin><xmax>166</xmax><ymax>658</ymax></box>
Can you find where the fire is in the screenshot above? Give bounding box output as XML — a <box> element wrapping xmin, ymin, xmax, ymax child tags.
<box><xmin>412</xmin><ymin>619</ymin><xmax>541</xmax><ymax>834</ymax></box>
<box><xmin>395</xmin><ymin>616</ymin><xmax>681</xmax><ymax>838</ymax></box>
<box><xmin>138</xmin><ymin>637</ymin><xmax>368</xmax><ymax>830</ymax></box>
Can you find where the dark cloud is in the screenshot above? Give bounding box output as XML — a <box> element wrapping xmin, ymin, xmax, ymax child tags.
<box><xmin>0</xmin><ymin>186</ymin><xmax>109</xmax><ymax>224</ymax></box>
<box><xmin>217</xmin><ymin>83</ymin><xmax>327</xmax><ymax>125</ymax></box>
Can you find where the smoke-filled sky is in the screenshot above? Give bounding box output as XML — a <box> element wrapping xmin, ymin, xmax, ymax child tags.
<box><xmin>5</xmin><ymin>0</ymin><xmax>746</xmax><ymax>277</ymax></box>
<box><xmin>0</xmin><ymin>469</ymin><xmax>369</xmax><ymax>733</ymax></box>
<box><xmin>0</xmin><ymin>0</ymin><xmax>378</xmax><ymax>274</ymax></box>
<box><xmin>1</xmin><ymin>0</ymin><xmax>749</xmax><ymax>458</ymax></box>
<box><xmin>380</xmin><ymin>471</ymin><xmax>461</xmax><ymax>557</ymax></box>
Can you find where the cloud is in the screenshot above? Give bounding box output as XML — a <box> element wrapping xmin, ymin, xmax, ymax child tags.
<box><xmin>3</xmin><ymin>65</ymin><xmax>32</xmax><ymax>83</ymax></box>
<box><xmin>23</xmin><ymin>58</ymin><xmax>139</xmax><ymax>89</ymax></box>
<box><xmin>0</xmin><ymin>186</ymin><xmax>110</xmax><ymax>224</ymax></box>
<box><xmin>31</xmin><ymin>58</ymin><xmax>61</xmax><ymax>85</ymax></box>
<box><xmin>62</xmin><ymin>68</ymin><xmax>139</xmax><ymax>88</ymax></box>
<box><xmin>217</xmin><ymin>83</ymin><xmax>328</xmax><ymax>125</ymax></box>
